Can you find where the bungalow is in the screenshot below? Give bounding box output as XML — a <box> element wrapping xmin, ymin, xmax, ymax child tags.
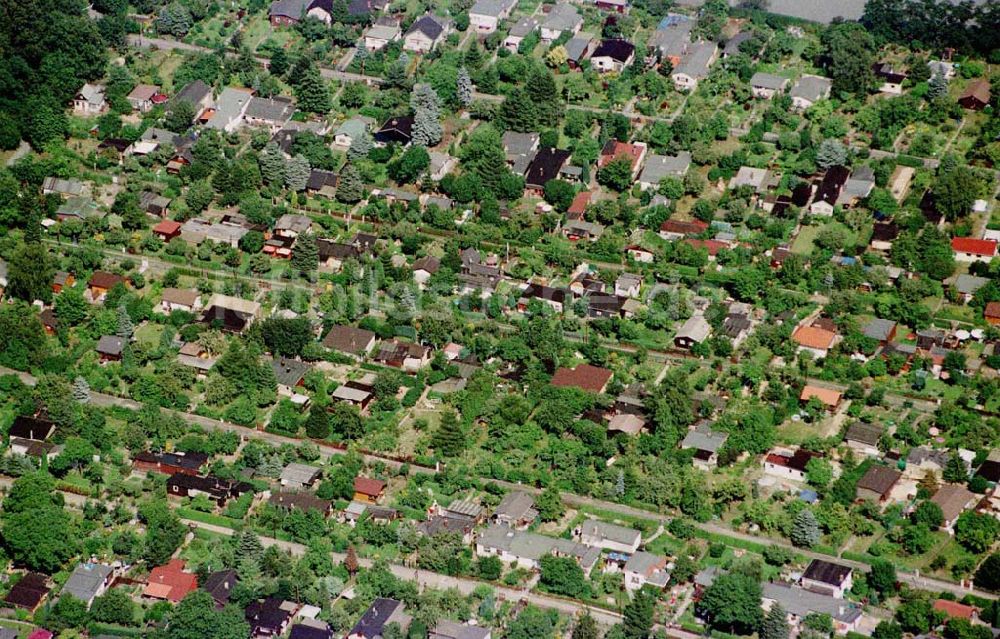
<box><xmin>73</xmin><ymin>83</ymin><xmax>106</xmax><ymax>115</ymax></box>
<box><xmin>550</xmin><ymin>363</ymin><xmax>613</xmax><ymax>394</ymax></box>
<box><xmin>475</xmin><ymin>525</ymin><xmax>600</xmax><ymax>573</ymax></box>
<box><xmin>862</xmin><ymin>318</ymin><xmax>897</xmax><ymax>344</ymax></box>
<box><xmin>799</xmin><ymin>385</ymin><xmax>841</xmax><ymax>411</ymax></box>
<box><xmin>331</xmin><ymin>384</ymin><xmax>374</xmax><ymax>413</ymax></box>
<box><xmin>502</xmin><ymin>130</ymin><xmax>540</xmax><ymax>174</ymax></box>
<box><xmin>623</xmin><ymin>552</ymin><xmax>671</xmax><ymax>594</ymax></box>
<box><xmin>750</xmin><ymin>72</ymin><xmax>789</xmax><ymax>99</ymax></box>
<box><xmin>931</xmin><ymin>484</ymin><xmax>977</xmax><ymax>533</ymax></box>
<box><xmin>563</xmin><ymin>220</ymin><xmax>604</xmax><ymax>242</ymax></box>
<box><xmin>322</xmin><ymin>325</ymin><xmax>377</xmax><ymax>358</ymax></box>
<box><xmin>273</xmin><ymin>357</ymin><xmax>310</xmax><ymax>395</ymax></box>
<box><xmin>674</xmin><ymin>314</ymin><xmax>711</xmax><ymax>349</ymax></box>
<box><xmin>203</xmin><ymin>569</ymin><xmax>238</xmax><ymax>608</ymax></box>
<box><xmin>524</xmin><ymin>148</ymin><xmax>571</xmax><ymax>192</ymax></box>
<box><xmin>959</xmin><ymin>78</ymin><xmax>991</xmax><ymax>111</ymax></box>
<box><xmin>244</xmin><ymin>96</ymin><xmax>296</xmax><ymax>133</ymax></box>
<box><xmin>729</xmin><ymin>166</ymin><xmax>773</xmax><ymax>194</ymax></box>
<box><xmin>374</xmin><ymin>339</ymin><xmax>432</xmax><ymax>371</ymax></box>
<box><xmin>364</xmin><ymin>22</ymin><xmax>402</xmax><ymax>51</ymax></box>
<box><xmin>200</xmin><ymin>294</ymin><xmax>262</xmax><ymax>333</ymax></box>
<box><xmin>671</xmin><ymin>41</ymin><xmax>718</xmax><ymax>91</ymax></box>
<box><xmin>62</xmin><ymin>563</ymin><xmax>115</xmax><ymax>609</ymax></box>
<box><xmin>844</xmin><ymin>422</ymin><xmax>883</xmax><ymax>458</ymax></box>
<box><xmin>647</xmin><ymin>14</ymin><xmax>692</xmax><ymax>67</ymax></box>
<box><xmin>347</xmin><ymin>598</ymin><xmax>411</xmax><ymax>639</ymax></box>
<box><xmin>934</xmin><ymin>599</ymin><xmax>981</xmax><ymax>622</ymax></box>
<box><xmin>8</xmin><ymin>416</ymin><xmax>55</xmax><ymax>443</ymax></box>
<box><xmin>176</xmin><ymin>342</ymin><xmax>216</xmax><ymax>376</ymax></box>
<box><xmin>564</xmin><ymin>34</ymin><xmax>596</xmax><ymax>69</ymax></box>
<box><xmin>152</xmin><ymin>219</ymin><xmax>182</xmax><ymax>242</ymax></box>
<box><xmin>763</xmin><ymin>448</ymin><xmax>815</xmax><ymax>483</ymax></box>
<box><xmin>792</xmin><ymin>324</ymin><xmax>838</xmax><ymax>358</ymax></box>
<box><xmin>615</xmin><ymin>273</ymin><xmax>642</xmax><ymax>298</ymax></box>
<box><xmin>307</xmin><ymin>169</ymin><xmax>339</xmax><ymax>199</ymax></box>
<box><xmin>494</xmin><ymin>492</ymin><xmax>538</xmax><ymax>529</ymax></box>
<box><xmin>952</xmin><ymin>237</ymin><xmax>997</xmax><ymax>263</ymax></box>
<box><xmin>468</xmin><ymin>0</ymin><xmax>516</xmax><ymax>34</ymax></box>
<box><xmin>274</xmin><ymin>213</ymin><xmax>312</xmax><ymax>238</ymax></box>
<box><xmin>680</xmin><ymin>424</ymin><xmax>728</xmax><ymax>470</ymax></box>
<box><xmin>354</xmin><ymin>477</ymin><xmax>387</xmax><ymax>503</ymax></box>
<box><xmin>809</xmin><ymin>166</ymin><xmax>850</xmax><ymax>216</ymax></box>
<box><xmin>42</xmin><ymin>177</ymin><xmax>86</xmax><ymax>198</ymax></box>
<box><xmin>953</xmin><ymin>274</ymin><xmax>990</xmax><ymax>303</ymax></box>
<box><xmin>246</xmin><ymin>598</ymin><xmax>296</xmax><ymax>638</ymax></box>
<box><xmin>659</xmin><ymin>218</ymin><xmax>707</xmax><ymax>240</ymax></box>
<box><xmin>598</xmin><ymin>140</ymin><xmax>647</xmax><ymax>179</ymax></box>
<box><xmin>374</xmin><ymin>116</ymin><xmax>414</xmax><ymax>146</ymax></box>
<box><xmin>986</xmin><ymin>302</ymin><xmax>1000</xmax><ymax>326</ymax></box>
<box><xmin>180</xmin><ymin>218</ymin><xmax>249</xmax><ymax>247</ymax></box>
<box><xmin>763</xmin><ymin>583</ymin><xmax>862</xmax><ymax>634</ymax></box>
<box><xmin>333</xmin><ymin>117</ymin><xmax>370</xmax><ymax>147</ymax></box>
<box><xmin>638</xmin><ymin>152</ymin><xmax>691</xmax><ymax>190</ymax></box>
<box><xmin>790</xmin><ymin>75</ymin><xmax>832</xmax><ymax>111</ymax></box>
<box><xmin>269</xmin><ymin>0</ymin><xmax>334</xmax><ymax>25</ymax></box>
<box><xmin>578</xmin><ymin>519</ymin><xmax>641</xmax><ymax>553</ymax></box>
<box><xmin>503</xmin><ymin>17</ymin><xmax>539</xmax><ymax>52</ymax></box>
<box><xmin>429</xmin><ymin>620</ymin><xmax>492</xmax><ymax>639</ymax></box>
<box><xmin>428</xmin><ymin>151</ymin><xmax>458</xmax><ymax>181</ymax></box>
<box><xmin>133</xmin><ymin>450</ymin><xmax>208</xmax><ymax>476</ymax></box>
<box><xmin>404</xmin><ymin>14</ymin><xmax>450</xmax><ymax>53</ymax></box>
<box><xmin>873</xmin><ymin>62</ymin><xmax>907</xmax><ymax>95</ymax></box>
<box><xmin>268</xmin><ymin>490</ymin><xmax>333</xmax><ymax>516</ymax></box>
<box><xmin>626</xmin><ymin>245</ymin><xmax>654</xmax><ymax>263</ymax></box>
<box><xmin>837</xmin><ymin>166</ymin><xmax>876</xmax><ymax>208</ymax></box>
<box><xmin>172</xmin><ymin>80</ymin><xmax>214</xmax><ymax>119</ymax></box>
<box><xmin>166</xmin><ymin>474</ymin><xmax>252</xmax><ymax>507</ymax></box>
<box><xmin>96</xmin><ymin>335</ymin><xmax>124</xmax><ymax>362</ymax></box>
<box><xmin>127</xmin><ymin>84</ymin><xmax>160</xmax><ymax>112</ymax></box>
<box><xmin>143</xmin><ymin>559</ymin><xmax>198</xmax><ymax>603</ymax></box>
<box><xmin>160</xmin><ymin>288</ymin><xmax>201</xmax><ymax>314</ymax></box>
<box><xmin>801</xmin><ymin>559</ymin><xmax>853</xmax><ymax>598</ymax></box>
<box><xmin>280</xmin><ymin>462</ymin><xmax>322</xmax><ymax>489</ymax></box>
<box><xmin>204</xmin><ymin>87</ymin><xmax>253</xmax><ymax>133</ymax></box>
<box><xmin>540</xmin><ymin>4</ymin><xmax>582</xmax><ymax>42</ymax></box>
<box><xmin>4</xmin><ymin>573</ymin><xmax>50</xmax><ymax>613</ymax></box>
<box><xmin>856</xmin><ymin>465</ymin><xmax>902</xmax><ymax>503</ymax></box>
<box><xmin>51</xmin><ymin>271</ymin><xmax>73</xmax><ymax>294</ymax></box>
<box><xmin>139</xmin><ymin>191</ymin><xmax>171</xmax><ymax>218</ymax></box>
<box><xmin>590</xmin><ymin>39</ymin><xmax>635</xmax><ymax>73</ymax></box>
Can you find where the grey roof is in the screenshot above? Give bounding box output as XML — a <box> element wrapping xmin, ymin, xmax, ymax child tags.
<box><xmin>406</xmin><ymin>14</ymin><xmax>448</xmax><ymax>40</ymax></box>
<box><xmin>681</xmin><ymin>425</ymin><xmax>728</xmax><ymax>454</ymax></box>
<box><xmin>495</xmin><ymin>491</ymin><xmax>536</xmax><ymax>521</ymax></box>
<box><xmin>430</xmin><ymin>620</ymin><xmax>492</xmax><ymax>639</ymax></box>
<box><xmin>758</xmin><ymin>0</ymin><xmax>865</xmax><ymax>23</ymax></box>
<box><xmin>275</xmin><ymin>213</ymin><xmax>312</xmax><ymax>233</ymax></box>
<box><xmin>96</xmin><ymin>335</ymin><xmax>124</xmax><ymax>356</ymax></box>
<box><xmin>141</xmin><ymin>128</ymin><xmax>182</xmax><ymax>145</ymax></box>
<box><xmin>673</xmin><ymin>41</ymin><xmax>717</xmax><ymax>79</ymax></box>
<box><xmin>63</xmin><ymin>563</ymin><xmax>114</xmax><ymax>603</ymax></box>
<box><xmin>648</xmin><ymin>17</ymin><xmax>693</xmax><ymax>57</ymax></box>
<box><xmin>502</xmin><ymin>131</ymin><xmax>539</xmax><ymax>159</ymax></box>
<box><xmin>845</xmin><ymin>422</ymin><xmax>883</xmax><ymax>446</ymax></box>
<box><xmin>43</xmin><ymin>177</ymin><xmax>85</xmax><ymax>196</ymax></box>
<box><xmin>763</xmin><ymin>582</ymin><xmax>861</xmax><ymax>622</ymax></box>
<box><xmin>444</xmin><ymin>497</ymin><xmax>484</xmax><ymax>519</ymax></box>
<box><xmin>791</xmin><ymin>75</ymin><xmax>832</xmax><ymax>103</ymax></box>
<box><xmin>245</xmin><ymin>96</ymin><xmax>295</xmax><ymax>124</ymax></box>
<box><xmin>280</xmin><ymin>462</ymin><xmax>322</xmax><ymax>485</ymax></box>
<box><xmin>675</xmin><ymin>315</ymin><xmax>711</xmax><ymax>343</ymax></box>
<box><xmin>542</xmin><ymin>4</ymin><xmax>582</xmax><ymax>32</ymax></box>
<box><xmin>564</xmin><ymin>34</ymin><xmax>594</xmax><ymax>61</ymax></box>
<box><xmin>579</xmin><ymin>519</ymin><xmax>641</xmax><ymax>546</ymax></box>
<box><xmin>750</xmin><ymin>72</ymin><xmax>789</xmax><ymax>91</ymax></box>
<box><xmin>469</xmin><ymin>0</ymin><xmax>513</xmax><ymax>17</ymax></box>
<box><xmin>174</xmin><ymin>80</ymin><xmax>211</xmax><ymax>107</ymax></box>
<box><xmin>272</xmin><ymin>356</ymin><xmax>310</xmax><ymax>386</ymax></box>
<box><xmin>508</xmin><ymin>16</ymin><xmax>539</xmax><ymax>37</ymax></box>
<box><xmin>639</xmin><ymin>152</ymin><xmax>691</xmax><ymax>183</ymax></box>
<box><xmin>954</xmin><ymin>274</ymin><xmax>989</xmax><ymax>295</ymax></box>
<box><xmin>724</xmin><ymin>31</ymin><xmax>752</xmax><ymax>56</ymax></box>
<box><xmin>269</xmin><ymin>0</ymin><xmax>311</xmax><ymax>19</ymax></box>
<box><xmin>205</xmin><ymin>87</ymin><xmax>253</xmax><ymax>130</ymax></box>
<box><xmin>336</xmin><ymin>118</ymin><xmax>368</xmax><ymax>142</ymax></box>
<box><xmin>862</xmin><ymin>318</ymin><xmax>896</xmax><ymax>341</ymax></box>
<box><xmin>624</xmin><ymin>551</ymin><xmax>670</xmax><ymax>587</ymax></box>
<box><xmin>478</xmin><ymin>525</ymin><xmax>600</xmax><ymax>571</ymax></box>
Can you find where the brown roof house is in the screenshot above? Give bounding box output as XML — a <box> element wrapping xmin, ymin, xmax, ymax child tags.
<box><xmin>856</xmin><ymin>465</ymin><xmax>902</xmax><ymax>503</ymax></box>
<box><xmin>800</xmin><ymin>559</ymin><xmax>853</xmax><ymax>598</ymax></box>
<box><xmin>159</xmin><ymin>288</ymin><xmax>202</xmax><ymax>314</ymax></box>
<box><xmin>959</xmin><ymin>79</ymin><xmax>991</xmax><ymax>111</ymax></box>
<box><xmin>792</xmin><ymin>324</ymin><xmax>838</xmax><ymax>358</ymax></box>
<box><xmin>550</xmin><ymin>364</ymin><xmax>613</xmax><ymax>394</ymax></box>
<box><xmin>353</xmin><ymin>477</ymin><xmax>387</xmax><ymax>504</ymax></box>
<box><xmin>322</xmin><ymin>325</ymin><xmax>377</xmax><ymax>359</ymax></box>
<box><xmin>931</xmin><ymin>484</ymin><xmax>977</xmax><ymax>533</ymax></box>
<box><xmin>799</xmin><ymin>385</ymin><xmax>842</xmax><ymax>411</ymax></box>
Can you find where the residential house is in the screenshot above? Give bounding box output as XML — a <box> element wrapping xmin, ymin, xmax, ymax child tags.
<box><xmin>280</xmin><ymin>462</ymin><xmax>322</xmax><ymax>489</ymax></box>
<box><xmin>429</xmin><ymin>620</ymin><xmax>492</xmax><ymax>639</ymax></box>
<box><xmin>550</xmin><ymin>364</ymin><xmax>613</xmax><ymax>394</ymax></box>
<box><xmin>73</xmin><ymin>83</ymin><xmax>106</xmax><ymax>115</ymax></box>
<box><xmin>637</xmin><ymin>152</ymin><xmax>691</xmax><ymax>190</ymax></box>
<box><xmin>800</xmin><ymin>385</ymin><xmax>842</xmax><ymax>411</ymax></box>
<box><xmin>331</xmin><ymin>383</ymin><xmax>374</xmax><ymax>413</ymax></box>
<box><xmin>173</xmin><ymin>80</ymin><xmax>214</xmax><ymax>119</ymax></box>
<box><xmin>504</xmin><ymin>17</ymin><xmax>540</xmax><ymax>51</ymax></box>
<box><xmin>413</xmin><ymin>255</ymin><xmax>441</xmax><ymax>287</ymax></box>
<box><xmin>133</xmin><ymin>450</ymin><xmax>208</xmax><ymax>476</ymax></box>
<box><xmin>931</xmin><ymin>484</ymin><xmax>977</xmax><ymax>533</ymax></box>
<box><xmin>246</xmin><ymin>597</ymin><xmax>297</xmax><ymax>638</ymax></box>
<box><xmin>334</xmin><ymin>118</ymin><xmax>371</xmax><ymax>147</ymax></box>
<box><xmin>502</xmin><ymin>131</ymin><xmax>540</xmax><ymax>175</ymax></box>
<box><xmin>55</xmin><ymin>195</ymin><xmax>101</xmax><ymax>221</ymax></box>
<box><xmin>762</xmin><ymin>583</ymin><xmax>862</xmax><ymax>634</ymax></box>
<box><xmin>493</xmin><ymin>492</ymin><xmax>538</xmax><ymax>529</ymax></box>
<box><xmin>809</xmin><ymin>166</ymin><xmax>850</xmax><ymax>216</ymax></box>
<box><xmin>96</xmin><ymin>335</ymin><xmax>124</xmax><ymax>362</ymax></box>
<box><xmin>959</xmin><ymin>79</ymin><xmax>991</xmax><ymax>110</ymax></box>
<box><xmin>374</xmin><ymin>115</ymin><xmax>414</xmax><ymax>146</ymax></box>
<box><xmin>792</xmin><ymin>324</ymin><xmax>838</xmax><ymax>358</ymax></box>
<box><xmin>647</xmin><ymin>14</ymin><xmax>693</xmax><ymax>67</ymax></box>
<box><xmin>127</xmin><ymin>84</ymin><xmax>160</xmax><ymax>112</ymax></box>
<box><xmin>750</xmin><ymin>72</ymin><xmax>789</xmax><ymax>99</ymax></box>
<box><xmin>837</xmin><ymin>166</ymin><xmax>876</xmax><ymax>208</ymax></box>
<box><xmin>590</xmin><ymin>39</ymin><xmax>635</xmax><ymax>73</ymax></box>
<box><xmin>598</xmin><ymin>140</ymin><xmax>647</xmax><ymax>179</ymax></box>
<box><xmin>953</xmin><ymin>274</ymin><xmax>990</xmax><ymax>303</ymax></box>
<box><xmin>268</xmin><ymin>491</ymin><xmax>332</xmax><ymax>516</ymax></box>
<box><xmin>659</xmin><ymin>218</ymin><xmax>708</xmax><ymax>240</ymax></box>
<box><xmin>856</xmin><ymin>465</ymin><xmax>902</xmax><ymax>503</ymax></box>
<box><xmin>844</xmin><ymin>422</ymin><xmax>883</xmax><ymax>458</ymax></box>
<box><xmin>729</xmin><ymin>166</ymin><xmax>773</xmax><ymax>194</ymax></box>
<box><xmin>143</xmin><ymin>559</ymin><xmax>198</xmax><ymax>603</ymax></box>
<box><xmin>273</xmin><ymin>357</ymin><xmax>310</xmax><ymax>395</ymax></box>
<box><xmin>790</xmin><ymin>75</ymin><xmax>832</xmax><ymax>111</ymax></box>
<box><xmin>671</xmin><ymin>41</ymin><xmax>718</xmax><ymax>91</ymax></box>
<box><xmin>615</xmin><ymin>273</ymin><xmax>642</xmax><ymax>298</ymax></box>
<box><xmin>870</xmin><ymin>222</ymin><xmax>899</xmax><ymax>251</ymax></box>
<box><xmin>290</xmin><ymin>622</ymin><xmax>334</xmax><ymax>639</ymax></box>
<box><xmin>578</xmin><ymin>519</ymin><xmax>641</xmax><ymax>553</ymax></box>
<box><xmin>524</xmin><ymin>148</ymin><xmax>571</xmax><ymax>192</ymax></box>
<box><xmin>4</xmin><ymin>573</ymin><xmax>50</xmax><ymax>612</ymax></box>
<box><xmin>680</xmin><ymin>424</ymin><xmax>728</xmax><ymax>470</ymax></box>
<box><xmin>180</xmin><ymin>218</ymin><xmax>249</xmax><ymax>247</ymax></box>
<box><xmin>307</xmin><ymin>169</ymin><xmax>339</xmax><ymax>198</ymax></box>
<box><xmin>159</xmin><ymin>288</ymin><xmax>201</xmax><ymax>314</ymax></box>
<box><xmin>801</xmin><ymin>559</ymin><xmax>853</xmax><ymax>598</ymax></box>
<box><xmin>244</xmin><ymin>96</ymin><xmax>296</xmax><ymax>132</ymax></box>
<box><xmin>626</xmin><ymin>245</ymin><xmax>654</xmax><ymax>263</ymax></box>
<box><xmin>347</xmin><ymin>598</ymin><xmax>411</xmax><ymax>639</ymax></box>
<box><xmin>468</xmin><ymin>0</ymin><xmax>516</xmax><ymax>34</ymax></box>
<box><xmin>166</xmin><ymin>474</ymin><xmax>252</xmax><ymax>507</ymax></box>
<box><xmin>200</xmin><ymin>294</ymin><xmax>262</xmax><ymax>333</ymax></box>
<box><xmin>364</xmin><ymin>22</ymin><xmax>402</xmax><ymax>51</ymax></box>
<box><xmin>763</xmin><ymin>448</ymin><xmax>815</xmax><ymax>483</ymax></box>
<box><xmin>204</xmin><ymin>87</ymin><xmax>254</xmax><ymax>133</ymax></box>
<box><xmin>354</xmin><ymin>477</ymin><xmax>387</xmax><ymax>503</ymax></box>
<box><xmin>274</xmin><ymin>213</ymin><xmax>312</xmax><ymax>238</ymax></box>
<box><xmin>565</xmin><ymin>34</ymin><xmax>596</xmax><ymax>69</ymax></box>
<box><xmin>873</xmin><ymin>62</ymin><xmax>907</xmax><ymax>94</ymax></box>
<box><xmin>862</xmin><ymin>318</ymin><xmax>897</xmax><ymax>344</ymax></box>
<box><xmin>540</xmin><ymin>4</ymin><xmax>582</xmax><ymax>42</ymax></box>
<box><xmin>62</xmin><ymin>563</ymin><xmax>115</xmax><ymax>608</ymax></box>
<box><xmin>8</xmin><ymin>415</ymin><xmax>56</xmax><ymax>442</ymax></box>
<box><xmin>674</xmin><ymin>314</ymin><xmax>711</xmax><ymax>350</ymax></box>
<box><xmin>952</xmin><ymin>237</ymin><xmax>997</xmax><ymax>263</ymax></box>
<box><xmin>623</xmin><ymin>552</ymin><xmax>671</xmax><ymax>594</ymax></box>
<box><xmin>373</xmin><ymin>339</ymin><xmax>432</xmax><ymax>371</ymax></box>
<box><xmin>934</xmin><ymin>599</ymin><xmax>981</xmax><ymax>622</ymax></box>
<box><xmin>322</xmin><ymin>325</ymin><xmax>377</xmax><ymax>358</ymax></box>
<box><xmin>475</xmin><ymin>525</ymin><xmax>601</xmax><ymax>573</ymax></box>
<box><xmin>563</xmin><ymin>219</ymin><xmax>604</xmax><ymax>242</ymax></box>
<box><xmin>404</xmin><ymin>14</ymin><xmax>450</xmax><ymax>53</ymax></box>
<box><xmin>428</xmin><ymin>151</ymin><xmax>458</xmax><ymax>180</ymax></box>
<box><xmin>152</xmin><ymin>219</ymin><xmax>181</xmax><ymax>242</ymax></box>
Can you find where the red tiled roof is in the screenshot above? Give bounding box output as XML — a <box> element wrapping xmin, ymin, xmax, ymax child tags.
<box><xmin>143</xmin><ymin>559</ymin><xmax>197</xmax><ymax>602</ymax></box>
<box><xmin>551</xmin><ymin>364</ymin><xmax>613</xmax><ymax>394</ymax></box>
<box><xmin>934</xmin><ymin>599</ymin><xmax>978</xmax><ymax>620</ymax></box>
<box><xmin>951</xmin><ymin>237</ymin><xmax>997</xmax><ymax>256</ymax></box>
<box><xmin>659</xmin><ymin>219</ymin><xmax>708</xmax><ymax>236</ymax></box>
<box><xmin>568</xmin><ymin>191</ymin><xmax>591</xmax><ymax>216</ymax></box>
<box><xmin>793</xmin><ymin>325</ymin><xmax>837</xmax><ymax>350</ymax></box>
<box><xmin>683</xmin><ymin>238</ymin><xmax>728</xmax><ymax>256</ymax></box>
<box><xmin>800</xmin><ymin>385</ymin><xmax>841</xmax><ymax>407</ymax></box>
<box><xmin>599</xmin><ymin>141</ymin><xmax>643</xmax><ymax>168</ymax></box>
<box><xmin>153</xmin><ymin>220</ymin><xmax>182</xmax><ymax>235</ymax></box>
<box><xmin>354</xmin><ymin>476</ymin><xmax>387</xmax><ymax>497</ymax></box>
<box><xmin>986</xmin><ymin>302</ymin><xmax>1000</xmax><ymax>319</ymax></box>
